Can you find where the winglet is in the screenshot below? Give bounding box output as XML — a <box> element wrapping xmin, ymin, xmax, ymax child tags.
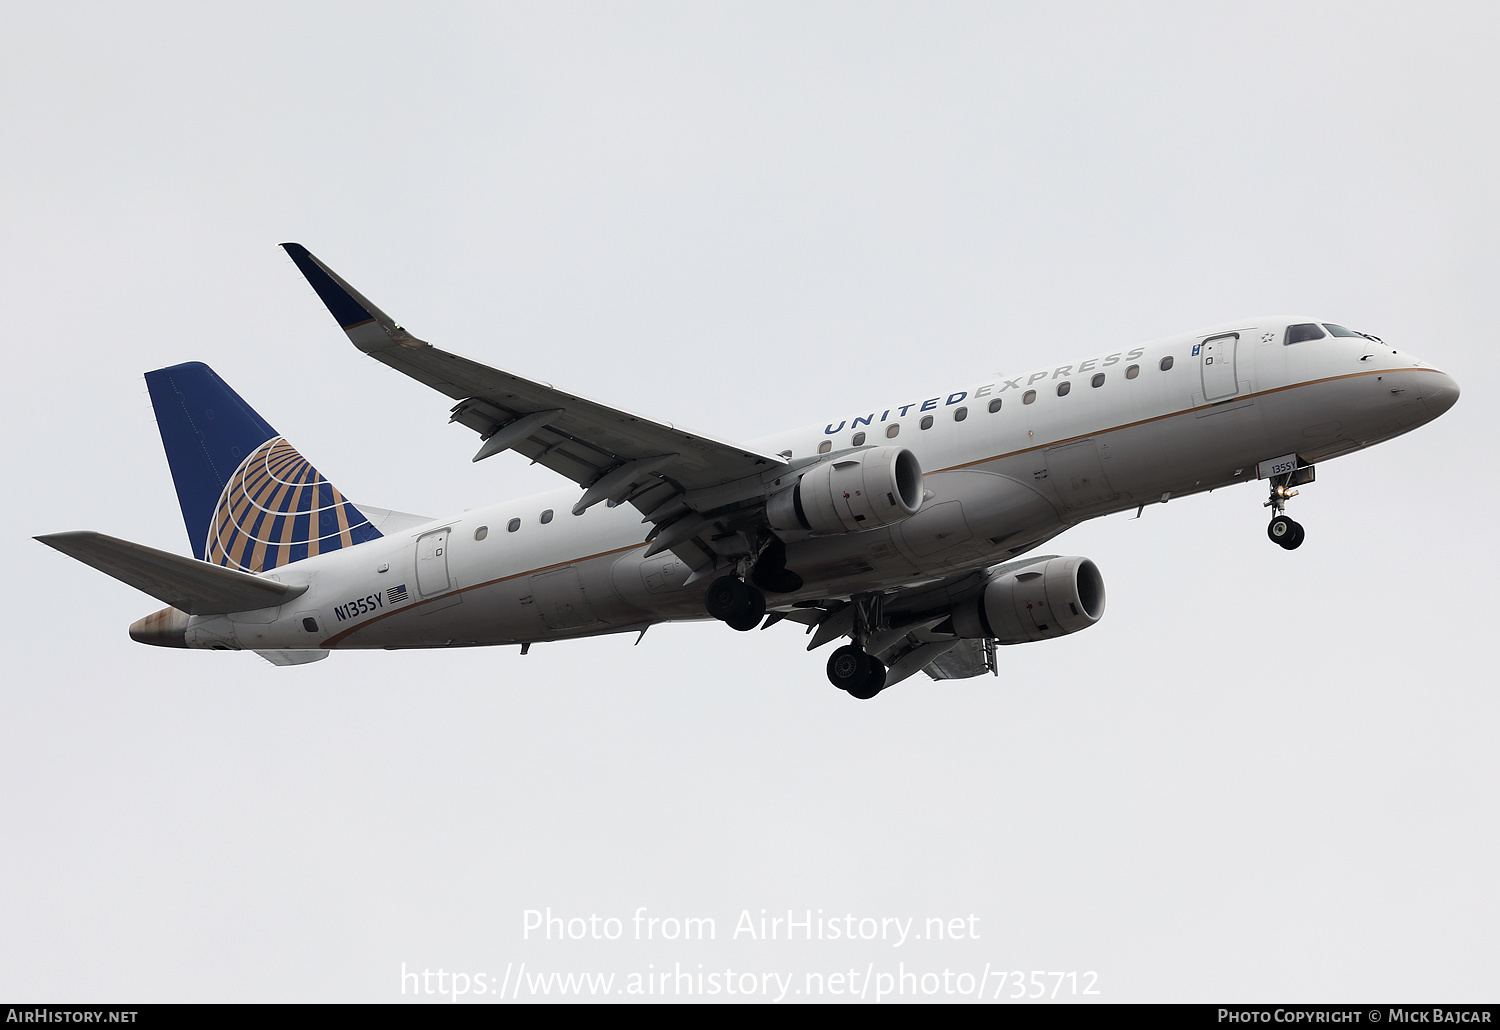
<box><xmin>281</xmin><ymin>243</ymin><xmax>377</xmax><ymax>329</ymax></box>
<box><xmin>280</xmin><ymin>243</ymin><xmax>426</xmax><ymax>352</ymax></box>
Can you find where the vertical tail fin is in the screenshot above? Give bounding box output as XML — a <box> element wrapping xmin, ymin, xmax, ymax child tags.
<box><xmin>144</xmin><ymin>362</ymin><xmax>381</xmax><ymax>572</ymax></box>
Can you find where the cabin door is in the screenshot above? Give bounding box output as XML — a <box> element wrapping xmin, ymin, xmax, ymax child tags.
<box><xmin>416</xmin><ymin>528</ymin><xmax>452</xmax><ymax>597</ymax></box>
<box><xmin>1199</xmin><ymin>332</ymin><xmax>1240</xmax><ymax>402</ymax></box>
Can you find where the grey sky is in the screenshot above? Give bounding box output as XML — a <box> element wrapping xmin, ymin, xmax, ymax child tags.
<box><xmin>2</xmin><ymin>2</ymin><xmax>1495</xmax><ymax>1002</ymax></box>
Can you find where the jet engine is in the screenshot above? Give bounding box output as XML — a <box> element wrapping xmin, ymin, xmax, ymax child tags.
<box><xmin>949</xmin><ymin>556</ymin><xmax>1105</xmax><ymax>644</ymax></box>
<box><xmin>766</xmin><ymin>446</ymin><xmax>923</xmax><ymax>535</ymax></box>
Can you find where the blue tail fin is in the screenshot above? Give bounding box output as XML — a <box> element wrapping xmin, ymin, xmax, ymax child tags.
<box><xmin>144</xmin><ymin>362</ymin><xmax>382</xmax><ymax>572</ymax></box>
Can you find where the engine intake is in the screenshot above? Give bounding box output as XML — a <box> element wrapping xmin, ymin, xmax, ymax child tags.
<box><xmin>767</xmin><ymin>446</ymin><xmax>923</xmax><ymax>535</ymax></box>
<box><xmin>951</xmin><ymin>556</ymin><xmax>1105</xmax><ymax>644</ymax></box>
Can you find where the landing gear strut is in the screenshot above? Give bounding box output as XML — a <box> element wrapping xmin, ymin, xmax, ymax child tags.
<box><xmin>1264</xmin><ymin>471</ymin><xmax>1308</xmax><ymax>550</ymax></box>
<box><xmin>705</xmin><ymin>575</ymin><xmax>766</xmax><ymax>631</ymax></box>
<box><xmin>826</xmin><ymin>644</ymin><xmax>887</xmax><ymax>699</ymax></box>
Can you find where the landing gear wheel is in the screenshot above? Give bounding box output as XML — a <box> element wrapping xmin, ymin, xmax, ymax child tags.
<box><xmin>1268</xmin><ymin>515</ymin><xmax>1305</xmax><ymax>550</ymax></box>
<box><xmin>848</xmin><ymin>654</ymin><xmax>887</xmax><ymax>700</ymax></box>
<box><xmin>725</xmin><ymin>589</ymin><xmax>767</xmax><ymax>631</ymax></box>
<box><xmin>826</xmin><ymin>645</ymin><xmax>886</xmax><ymax>698</ymax></box>
<box><xmin>705</xmin><ymin>576</ymin><xmax>743</xmax><ymax>620</ymax></box>
<box><xmin>704</xmin><ymin>576</ymin><xmax>767</xmax><ymax>631</ymax></box>
<box><xmin>827</xmin><ymin>645</ymin><xmax>863</xmax><ymax>691</ymax></box>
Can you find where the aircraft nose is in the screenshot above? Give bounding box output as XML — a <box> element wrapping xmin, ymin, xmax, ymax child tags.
<box><xmin>1423</xmin><ymin>370</ymin><xmax>1460</xmax><ymax>420</ymax></box>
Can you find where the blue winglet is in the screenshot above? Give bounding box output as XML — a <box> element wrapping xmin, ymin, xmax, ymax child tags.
<box><xmin>281</xmin><ymin>242</ymin><xmax>375</xmax><ymax>330</ymax></box>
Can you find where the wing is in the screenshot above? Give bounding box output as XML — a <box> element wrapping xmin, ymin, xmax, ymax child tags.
<box><xmin>282</xmin><ymin>244</ymin><xmax>788</xmax><ymax>573</ymax></box>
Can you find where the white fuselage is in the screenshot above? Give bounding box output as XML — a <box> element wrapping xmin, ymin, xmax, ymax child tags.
<box><xmin>185</xmin><ymin>320</ymin><xmax>1457</xmax><ymax>653</ymax></box>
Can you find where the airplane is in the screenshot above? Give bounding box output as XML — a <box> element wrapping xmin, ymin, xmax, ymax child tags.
<box><xmin>36</xmin><ymin>244</ymin><xmax>1460</xmax><ymax>699</ymax></box>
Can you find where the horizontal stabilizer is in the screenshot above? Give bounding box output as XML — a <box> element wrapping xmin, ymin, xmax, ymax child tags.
<box><xmin>35</xmin><ymin>531</ymin><xmax>308</xmax><ymax>616</ymax></box>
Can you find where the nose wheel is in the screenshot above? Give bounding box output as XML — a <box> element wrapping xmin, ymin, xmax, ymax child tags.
<box><xmin>826</xmin><ymin>644</ymin><xmax>887</xmax><ymax>699</ymax></box>
<box><xmin>1267</xmin><ymin>514</ymin><xmax>1305</xmax><ymax>550</ymax></box>
<box><xmin>705</xmin><ymin>575</ymin><xmax>767</xmax><ymax>631</ymax></box>
<box><xmin>1263</xmin><ymin>465</ymin><xmax>1311</xmax><ymax>550</ymax></box>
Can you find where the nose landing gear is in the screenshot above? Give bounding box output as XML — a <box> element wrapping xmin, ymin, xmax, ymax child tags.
<box><xmin>1267</xmin><ymin>514</ymin><xmax>1305</xmax><ymax>550</ymax></box>
<box><xmin>1263</xmin><ymin>466</ymin><xmax>1311</xmax><ymax>550</ymax></box>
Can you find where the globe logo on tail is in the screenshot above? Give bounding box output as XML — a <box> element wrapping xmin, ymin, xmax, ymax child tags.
<box><xmin>207</xmin><ymin>437</ymin><xmax>379</xmax><ymax>573</ymax></box>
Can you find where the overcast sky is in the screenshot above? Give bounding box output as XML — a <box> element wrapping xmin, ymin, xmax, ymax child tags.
<box><xmin>2</xmin><ymin>1</ymin><xmax>1496</xmax><ymax>1003</ymax></box>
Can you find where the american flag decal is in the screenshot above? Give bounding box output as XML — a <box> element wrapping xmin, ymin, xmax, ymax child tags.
<box><xmin>387</xmin><ymin>584</ymin><xmax>409</xmax><ymax>605</ymax></box>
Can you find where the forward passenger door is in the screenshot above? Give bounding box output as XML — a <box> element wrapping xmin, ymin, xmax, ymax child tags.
<box><xmin>1199</xmin><ymin>332</ymin><xmax>1240</xmax><ymax>403</ymax></box>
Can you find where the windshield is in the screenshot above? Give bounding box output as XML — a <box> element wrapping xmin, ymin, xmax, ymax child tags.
<box><xmin>1285</xmin><ymin>323</ymin><xmax>1326</xmax><ymax>344</ymax></box>
<box><xmin>1323</xmin><ymin>323</ymin><xmax>1383</xmax><ymax>343</ymax></box>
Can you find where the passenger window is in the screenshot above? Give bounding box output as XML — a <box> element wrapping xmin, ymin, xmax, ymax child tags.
<box><xmin>919</xmin><ymin>415</ymin><xmax>934</xmax><ymax>430</ymax></box>
<box><xmin>1091</xmin><ymin>373</ymin><xmax>1105</xmax><ymax>388</ymax></box>
<box><xmin>817</xmin><ymin>440</ymin><xmax>832</xmax><ymax>454</ymax></box>
<box><xmin>539</xmin><ymin>509</ymin><xmax>554</xmax><ymax>525</ymax></box>
<box><xmin>886</xmin><ymin>424</ymin><xmax>900</xmax><ymax>438</ymax></box>
<box><xmin>1125</xmin><ymin>364</ymin><xmax>1140</xmax><ymax>379</ymax></box>
<box><xmin>851</xmin><ymin>431</ymin><xmax>866</xmax><ymax>446</ymax></box>
<box><xmin>1323</xmin><ymin>324</ymin><xmax>1362</xmax><ymax>338</ymax></box>
<box><xmin>988</xmin><ymin>398</ymin><xmax>1002</xmax><ymax>413</ymax></box>
<box><xmin>954</xmin><ymin>406</ymin><xmax>967</xmax><ymax>421</ymax></box>
<box><xmin>1056</xmin><ymin>381</ymin><xmax>1071</xmax><ymax>397</ymax></box>
<box><xmin>474</xmin><ymin>526</ymin><xmax>488</xmax><ymax>541</ymax></box>
<box><xmin>1023</xmin><ymin>390</ymin><xmax>1036</xmax><ymax>405</ymax></box>
<box><xmin>507</xmin><ymin>518</ymin><xmax>520</xmax><ymax>533</ymax></box>
<box><xmin>1285</xmin><ymin>323</ymin><xmax>1326</xmax><ymax>345</ymax></box>
<box><xmin>1159</xmin><ymin>356</ymin><xmax>1174</xmax><ymax>371</ymax></box>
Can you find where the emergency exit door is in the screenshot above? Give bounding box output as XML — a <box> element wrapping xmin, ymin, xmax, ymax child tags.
<box><xmin>416</xmin><ymin>528</ymin><xmax>451</xmax><ymax>597</ymax></box>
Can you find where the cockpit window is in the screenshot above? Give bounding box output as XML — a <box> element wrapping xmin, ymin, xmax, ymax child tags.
<box><xmin>1323</xmin><ymin>324</ymin><xmax>1362</xmax><ymax>337</ymax></box>
<box><xmin>1285</xmin><ymin>323</ymin><xmax>1326</xmax><ymax>345</ymax></box>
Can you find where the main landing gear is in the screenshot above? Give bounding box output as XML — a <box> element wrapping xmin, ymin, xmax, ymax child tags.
<box><xmin>704</xmin><ymin>575</ymin><xmax>766</xmax><ymax>632</ymax></box>
<box><xmin>705</xmin><ymin>573</ymin><xmax>889</xmax><ymax>700</ymax></box>
<box><xmin>822</xmin><ymin>595</ymin><xmax>887</xmax><ymax>699</ymax></box>
<box><xmin>705</xmin><ymin>535</ymin><xmax>801</xmax><ymax>631</ymax></box>
<box><xmin>826</xmin><ymin>644</ymin><xmax>887</xmax><ymax>700</ymax></box>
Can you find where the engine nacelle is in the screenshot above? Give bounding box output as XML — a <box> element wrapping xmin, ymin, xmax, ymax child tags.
<box><xmin>950</xmin><ymin>556</ymin><xmax>1105</xmax><ymax>644</ymax></box>
<box><xmin>766</xmin><ymin>446</ymin><xmax>923</xmax><ymax>535</ymax></box>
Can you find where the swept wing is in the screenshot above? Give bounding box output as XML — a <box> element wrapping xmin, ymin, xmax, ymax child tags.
<box><xmin>282</xmin><ymin>243</ymin><xmax>788</xmax><ymax>571</ymax></box>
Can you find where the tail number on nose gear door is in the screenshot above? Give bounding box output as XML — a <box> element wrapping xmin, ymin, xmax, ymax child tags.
<box><xmin>1257</xmin><ymin>454</ymin><xmax>1298</xmax><ymax>479</ymax></box>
